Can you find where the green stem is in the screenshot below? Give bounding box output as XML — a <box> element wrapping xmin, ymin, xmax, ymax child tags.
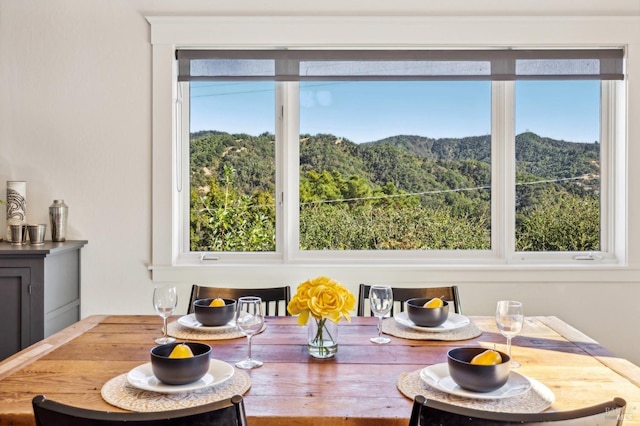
<box><xmin>312</xmin><ymin>318</ymin><xmax>335</xmax><ymax>356</ymax></box>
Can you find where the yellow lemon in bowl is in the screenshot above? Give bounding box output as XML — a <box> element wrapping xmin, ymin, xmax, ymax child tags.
<box><xmin>423</xmin><ymin>298</ymin><xmax>444</xmax><ymax>308</ymax></box>
<box><xmin>209</xmin><ymin>298</ymin><xmax>226</xmax><ymax>307</ymax></box>
<box><xmin>168</xmin><ymin>343</ymin><xmax>194</xmax><ymax>359</ymax></box>
<box><xmin>470</xmin><ymin>349</ymin><xmax>502</xmax><ymax>365</ymax></box>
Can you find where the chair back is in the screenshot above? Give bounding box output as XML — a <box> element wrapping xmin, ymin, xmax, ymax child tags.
<box><xmin>188</xmin><ymin>285</ymin><xmax>291</xmax><ymax>316</ymax></box>
<box><xmin>357</xmin><ymin>284</ymin><xmax>461</xmax><ymax>316</ymax></box>
<box><xmin>32</xmin><ymin>394</ymin><xmax>247</xmax><ymax>426</ymax></box>
<box><xmin>409</xmin><ymin>395</ymin><xmax>627</xmax><ymax>426</ymax></box>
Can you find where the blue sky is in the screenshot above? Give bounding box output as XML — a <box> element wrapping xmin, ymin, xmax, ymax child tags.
<box><xmin>190</xmin><ymin>80</ymin><xmax>600</xmax><ymax>144</ymax></box>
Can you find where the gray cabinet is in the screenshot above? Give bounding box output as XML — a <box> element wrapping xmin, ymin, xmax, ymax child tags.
<box><xmin>0</xmin><ymin>240</ymin><xmax>86</xmax><ymax>360</ymax></box>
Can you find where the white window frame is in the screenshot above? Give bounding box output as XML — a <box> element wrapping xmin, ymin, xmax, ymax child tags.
<box><xmin>148</xmin><ymin>15</ymin><xmax>633</xmax><ymax>285</ymax></box>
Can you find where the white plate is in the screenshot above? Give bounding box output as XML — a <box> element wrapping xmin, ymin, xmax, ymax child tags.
<box><xmin>126</xmin><ymin>359</ymin><xmax>235</xmax><ymax>394</ymax></box>
<box><xmin>394</xmin><ymin>311</ymin><xmax>470</xmax><ymax>332</ymax></box>
<box><xmin>420</xmin><ymin>363</ymin><xmax>531</xmax><ymax>400</ymax></box>
<box><xmin>177</xmin><ymin>313</ymin><xmax>238</xmax><ymax>332</ymax></box>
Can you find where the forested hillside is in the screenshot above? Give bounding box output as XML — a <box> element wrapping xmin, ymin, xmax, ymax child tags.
<box><xmin>189</xmin><ymin>130</ymin><xmax>600</xmax><ymax>252</ymax></box>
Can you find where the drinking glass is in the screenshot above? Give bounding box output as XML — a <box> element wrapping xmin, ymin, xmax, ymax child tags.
<box><xmin>495</xmin><ymin>300</ymin><xmax>524</xmax><ymax>368</ymax></box>
<box><xmin>153</xmin><ymin>285</ymin><xmax>177</xmax><ymax>344</ymax></box>
<box><xmin>369</xmin><ymin>285</ymin><xmax>393</xmax><ymax>344</ymax></box>
<box><xmin>235</xmin><ymin>296</ymin><xmax>265</xmax><ymax>369</ymax></box>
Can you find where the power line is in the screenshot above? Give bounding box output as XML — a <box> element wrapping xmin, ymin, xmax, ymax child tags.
<box><xmin>301</xmin><ymin>185</ymin><xmax>489</xmax><ymax>205</ymax></box>
<box><xmin>190</xmin><ymin>82</ymin><xmax>349</xmax><ymax>98</ymax></box>
<box><xmin>300</xmin><ymin>175</ymin><xmax>596</xmax><ymax>206</ymax></box>
<box><xmin>516</xmin><ymin>176</ymin><xmax>592</xmax><ymax>186</ymax></box>
<box><xmin>197</xmin><ymin>174</ymin><xmax>596</xmax><ymax>209</ymax></box>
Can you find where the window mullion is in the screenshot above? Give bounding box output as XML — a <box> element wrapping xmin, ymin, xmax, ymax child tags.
<box><xmin>609</xmin><ymin>79</ymin><xmax>626</xmax><ymax>263</ymax></box>
<box><xmin>600</xmin><ymin>80</ymin><xmax>619</xmax><ymax>259</ymax></box>
<box><xmin>179</xmin><ymin>81</ymin><xmax>191</xmax><ymax>257</ymax></box>
<box><xmin>504</xmin><ymin>82</ymin><xmax>517</xmax><ymax>261</ymax></box>
<box><xmin>600</xmin><ymin>81</ymin><xmax>611</xmax><ymax>254</ymax></box>
<box><xmin>280</xmin><ymin>81</ymin><xmax>300</xmax><ymax>262</ymax></box>
<box><xmin>491</xmin><ymin>81</ymin><xmax>516</xmax><ymax>261</ymax></box>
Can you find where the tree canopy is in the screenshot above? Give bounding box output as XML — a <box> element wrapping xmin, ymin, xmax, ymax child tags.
<box><xmin>190</xmin><ymin>131</ymin><xmax>600</xmax><ymax>252</ymax></box>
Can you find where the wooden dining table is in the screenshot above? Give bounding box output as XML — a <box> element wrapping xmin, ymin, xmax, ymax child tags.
<box><xmin>1</xmin><ymin>314</ymin><xmax>640</xmax><ymax>426</ymax></box>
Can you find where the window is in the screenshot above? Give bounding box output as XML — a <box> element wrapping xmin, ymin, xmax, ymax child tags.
<box><xmin>176</xmin><ymin>49</ymin><xmax>623</xmax><ymax>262</ymax></box>
<box><xmin>148</xmin><ymin>16</ymin><xmax>633</xmax><ymax>279</ymax></box>
<box><xmin>514</xmin><ymin>81</ymin><xmax>602</xmax><ymax>252</ymax></box>
<box><xmin>298</xmin><ymin>80</ymin><xmax>492</xmax><ymax>251</ymax></box>
<box><xmin>188</xmin><ymin>81</ymin><xmax>276</xmax><ymax>252</ymax></box>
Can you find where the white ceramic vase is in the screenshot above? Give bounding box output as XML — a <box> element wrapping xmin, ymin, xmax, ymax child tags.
<box><xmin>6</xmin><ymin>181</ymin><xmax>26</xmax><ymax>242</ymax></box>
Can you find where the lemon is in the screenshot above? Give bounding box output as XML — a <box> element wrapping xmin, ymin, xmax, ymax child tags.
<box><xmin>470</xmin><ymin>349</ymin><xmax>502</xmax><ymax>365</ymax></box>
<box><xmin>423</xmin><ymin>298</ymin><xmax>444</xmax><ymax>308</ymax></box>
<box><xmin>169</xmin><ymin>343</ymin><xmax>194</xmax><ymax>359</ymax></box>
<box><xmin>209</xmin><ymin>298</ymin><xmax>225</xmax><ymax>307</ymax></box>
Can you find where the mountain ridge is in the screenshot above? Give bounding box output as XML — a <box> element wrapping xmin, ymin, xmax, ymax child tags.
<box><xmin>190</xmin><ymin>130</ymin><xmax>599</xmax><ymax>194</ymax></box>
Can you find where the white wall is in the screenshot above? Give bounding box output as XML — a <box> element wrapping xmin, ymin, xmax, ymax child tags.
<box><xmin>1</xmin><ymin>0</ymin><xmax>640</xmax><ymax>365</ymax></box>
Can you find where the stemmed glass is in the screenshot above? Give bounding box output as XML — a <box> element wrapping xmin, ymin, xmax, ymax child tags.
<box><xmin>369</xmin><ymin>285</ymin><xmax>393</xmax><ymax>344</ymax></box>
<box><xmin>152</xmin><ymin>285</ymin><xmax>177</xmax><ymax>344</ymax></box>
<box><xmin>495</xmin><ymin>300</ymin><xmax>524</xmax><ymax>368</ymax></box>
<box><xmin>235</xmin><ymin>296</ymin><xmax>265</xmax><ymax>369</ymax></box>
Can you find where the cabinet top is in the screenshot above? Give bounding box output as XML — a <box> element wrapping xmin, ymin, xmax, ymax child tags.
<box><xmin>0</xmin><ymin>240</ymin><xmax>88</xmax><ymax>256</ymax></box>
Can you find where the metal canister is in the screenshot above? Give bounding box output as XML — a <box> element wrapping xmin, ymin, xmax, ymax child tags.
<box><xmin>49</xmin><ymin>199</ymin><xmax>68</xmax><ymax>242</ymax></box>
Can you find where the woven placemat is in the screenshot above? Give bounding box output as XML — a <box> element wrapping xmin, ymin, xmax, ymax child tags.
<box><xmin>397</xmin><ymin>368</ymin><xmax>554</xmax><ymax>413</ymax></box>
<box><xmin>166</xmin><ymin>321</ymin><xmax>246</xmax><ymax>341</ymax></box>
<box><xmin>382</xmin><ymin>317</ymin><xmax>483</xmax><ymax>341</ymax></box>
<box><xmin>101</xmin><ymin>369</ymin><xmax>251</xmax><ymax>412</ymax></box>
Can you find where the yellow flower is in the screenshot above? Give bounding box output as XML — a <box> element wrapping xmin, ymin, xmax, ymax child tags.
<box><xmin>287</xmin><ymin>276</ymin><xmax>355</xmax><ymax>326</ymax></box>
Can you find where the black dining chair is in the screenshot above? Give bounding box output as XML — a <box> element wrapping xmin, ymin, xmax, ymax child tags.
<box><xmin>357</xmin><ymin>284</ymin><xmax>462</xmax><ymax>316</ymax></box>
<box><xmin>408</xmin><ymin>395</ymin><xmax>627</xmax><ymax>426</ymax></box>
<box><xmin>32</xmin><ymin>394</ymin><xmax>247</xmax><ymax>426</ymax></box>
<box><xmin>187</xmin><ymin>284</ymin><xmax>291</xmax><ymax>316</ymax></box>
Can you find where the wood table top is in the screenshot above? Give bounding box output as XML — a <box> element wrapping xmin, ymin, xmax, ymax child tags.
<box><xmin>1</xmin><ymin>314</ymin><xmax>639</xmax><ymax>426</ymax></box>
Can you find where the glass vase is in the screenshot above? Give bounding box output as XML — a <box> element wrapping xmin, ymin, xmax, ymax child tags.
<box><xmin>308</xmin><ymin>317</ymin><xmax>338</xmax><ymax>359</ymax></box>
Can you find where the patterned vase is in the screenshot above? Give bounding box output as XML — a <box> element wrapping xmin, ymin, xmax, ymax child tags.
<box><xmin>6</xmin><ymin>181</ymin><xmax>26</xmax><ymax>242</ymax></box>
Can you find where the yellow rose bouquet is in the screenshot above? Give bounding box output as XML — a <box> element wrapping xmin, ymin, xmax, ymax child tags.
<box><xmin>287</xmin><ymin>276</ymin><xmax>355</xmax><ymax>358</ymax></box>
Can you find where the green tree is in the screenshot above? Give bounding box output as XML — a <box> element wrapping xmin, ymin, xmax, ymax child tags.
<box><xmin>300</xmin><ymin>203</ymin><xmax>489</xmax><ymax>250</ymax></box>
<box><xmin>189</xmin><ymin>130</ymin><xmax>600</xmax><ymax>253</ymax></box>
<box><xmin>190</xmin><ymin>166</ymin><xmax>275</xmax><ymax>251</ymax></box>
<box><xmin>516</xmin><ymin>191</ymin><xmax>599</xmax><ymax>251</ymax></box>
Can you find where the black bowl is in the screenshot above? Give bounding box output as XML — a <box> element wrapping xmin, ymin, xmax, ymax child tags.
<box><xmin>447</xmin><ymin>347</ymin><xmax>511</xmax><ymax>392</ymax></box>
<box><xmin>405</xmin><ymin>298</ymin><xmax>449</xmax><ymax>327</ymax></box>
<box><xmin>150</xmin><ymin>342</ymin><xmax>212</xmax><ymax>385</ymax></box>
<box><xmin>193</xmin><ymin>298</ymin><xmax>236</xmax><ymax>326</ymax></box>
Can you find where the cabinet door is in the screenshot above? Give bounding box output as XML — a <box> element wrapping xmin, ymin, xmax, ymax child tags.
<box><xmin>0</xmin><ymin>267</ymin><xmax>31</xmax><ymax>361</ymax></box>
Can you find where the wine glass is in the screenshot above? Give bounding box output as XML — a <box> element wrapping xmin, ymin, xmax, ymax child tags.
<box><xmin>369</xmin><ymin>285</ymin><xmax>393</xmax><ymax>344</ymax></box>
<box><xmin>235</xmin><ymin>296</ymin><xmax>265</xmax><ymax>369</ymax></box>
<box><xmin>153</xmin><ymin>285</ymin><xmax>177</xmax><ymax>344</ymax></box>
<box><xmin>495</xmin><ymin>300</ymin><xmax>524</xmax><ymax>368</ymax></box>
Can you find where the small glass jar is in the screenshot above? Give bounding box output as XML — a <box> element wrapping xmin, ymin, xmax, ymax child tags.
<box><xmin>307</xmin><ymin>317</ymin><xmax>339</xmax><ymax>359</ymax></box>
